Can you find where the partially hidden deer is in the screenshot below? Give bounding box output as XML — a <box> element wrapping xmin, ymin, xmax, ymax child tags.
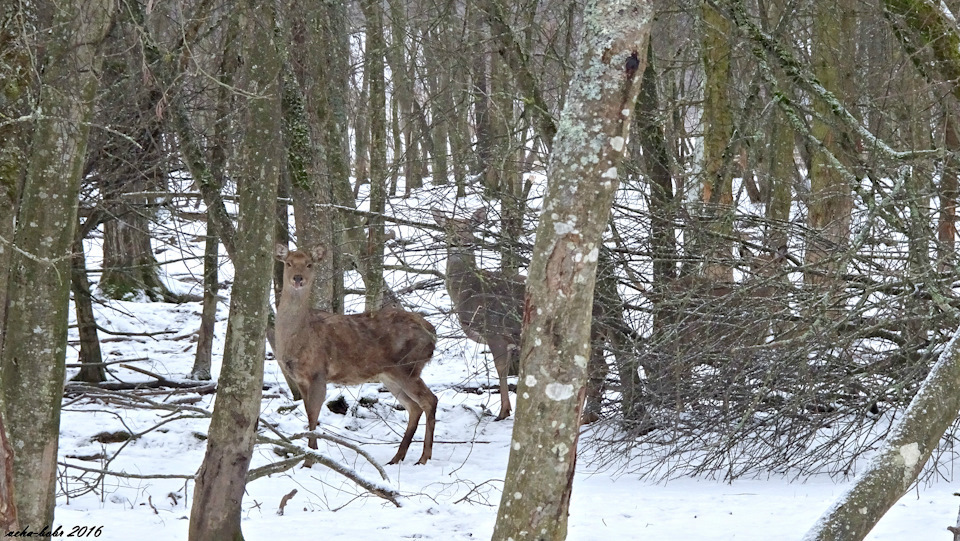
<box><xmin>432</xmin><ymin>207</ymin><xmax>621</xmax><ymax>422</ymax></box>
<box><xmin>274</xmin><ymin>244</ymin><xmax>438</xmax><ymax>465</ymax></box>
<box><xmin>432</xmin><ymin>208</ymin><xmax>524</xmax><ymax>420</ymax></box>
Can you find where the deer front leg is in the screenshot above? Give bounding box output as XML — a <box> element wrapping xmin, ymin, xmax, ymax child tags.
<box><xmin>301</xmin><ymin>373</ymin><xmax>327</xmax><ymax>468</ymax></box>
<box><xmin>490</xmin><ymin>340</ymin><xmax>513</xmax><ymax>421</ymax></box>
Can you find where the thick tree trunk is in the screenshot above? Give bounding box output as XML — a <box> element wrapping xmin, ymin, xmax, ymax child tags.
<box><xmin>0</xmin><ymin>1</ymin><xmax>31</xmax><ymax>358</ymax></box>
<box><xmin>0</xmin><ymin>0</ymin><xmax>114</xmax><ymax>529</ymax></box>
<box><xmin>700</xmin><ymin>1</ymin><xmax>736</xmax><ymax>283</ymax></box>
<box><xmin>187</xmin><ymin>0</ymin><xmax>282</xmax><ymax>537</ymax></box>
<box><xmin>491</xmin><ymin>1</ymin><xmax>652</xmax><ymax>538</ymax></box>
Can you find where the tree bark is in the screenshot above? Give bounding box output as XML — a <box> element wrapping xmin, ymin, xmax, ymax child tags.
<box><xmin>187</xmin><ymin>0</ymin><xmax>282</xmax><ymax>537</ymax></box>
<box><xmin>0</xmin><ymin>412</ymin><xmax>16</xmax><ymax>532</ymax></box>
<box><xmin>0</xmin><ymin>1</ymin><xmax>31</xmax><ymax>358</ymax></box>
<box><xmin>190</xmin><ymin>212</ymin><xmax>218</xmax><ymax>381</ymax></box>
<box><xmin>360</xmin><ymin>0</ymin><xmax>388</xmax><ymax>312</ymax></box>
<box><xmin>804</xmin><ymin>324</ymin><xmax>960</xmax><ymax>541</ymax></box>
<box><xmin>700</xmin><ymin>1</ymin><xmax>736</xmax><ymax>282</ymax></box>
<box><xmin>491</xmin><ymin>1</ymin><xmax>652</xmax><ymax>538</ymax></box>
<box><xmin>804</xmin><ymin>0</ymin><xmax>856</xmax><ymax>287</ymax></box>
<box><xmin>0</xmin><ymin>0</ymin><xmax>114</xmax><ymax>529</ymax></box>
<box><xmin>70</xmin><ymin>238</ymin><xmax>105</xmax><ymax>382</ymax></box>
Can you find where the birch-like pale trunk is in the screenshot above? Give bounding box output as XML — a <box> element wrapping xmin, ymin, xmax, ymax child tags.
<box><xmin>491</xmin><ymin>1</ymin><xmax>653</xmax><ymax>539</ymax></box>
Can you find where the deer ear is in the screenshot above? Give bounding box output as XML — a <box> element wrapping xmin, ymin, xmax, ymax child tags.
<box><xmin>275</xmin><ymin>244</ymin><xmax>289</xmax><ymax>261</ymax></box>
<box><xmin>471</xmin><ymin>207</ymin><xmax>487</xmax><ymax>224</ymax></box>
<box><xmin>431</xmin><ymin>207</ymin><xmax>447</xmax><ymax>227</ymax></box>
<box><xmin>311</xmin><ymin>246</ymin><xmax>326</xmax><ymax>262</ymax></box>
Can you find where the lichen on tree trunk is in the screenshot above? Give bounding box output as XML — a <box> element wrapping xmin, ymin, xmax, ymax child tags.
<box><xmin>0</xmin><ymin>0</ymin><xmax>115</xmax><ymax>529</ymax></box>
<box><xmin>491</xmin><ymin>1</ymin><xmax>653</xmax><ymax>539</ymax></box>
<box><xmin>187</xmin><ymin>0</ymin><xmax>282</xmax><ymax>538</ymax></box>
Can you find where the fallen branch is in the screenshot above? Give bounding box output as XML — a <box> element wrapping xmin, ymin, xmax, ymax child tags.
<box><xmin>58</xmin><ymin>461</ymin><xmax>195</xmax><ymax>480</ymax></box>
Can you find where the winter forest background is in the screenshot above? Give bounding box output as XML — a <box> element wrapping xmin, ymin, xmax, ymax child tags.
<box><xmin>3</xmin><ymin>0</ymin><xmax>960</xmax><ymax>539</ymax></box>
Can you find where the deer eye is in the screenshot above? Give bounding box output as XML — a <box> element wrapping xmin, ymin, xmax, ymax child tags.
<box><xmin>286</xmin><ymin>262</ymin><xmax>292</xmax><ymax>267</ymax></box>
<box><xmin>306</xmin><ymin>263</ymin><xmax>313</xmax><ymax>268</ymax></box>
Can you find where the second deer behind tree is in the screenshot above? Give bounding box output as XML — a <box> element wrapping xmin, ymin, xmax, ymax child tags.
<box><xmin>274</xmin><ymin>245</ymin><xmax>438</xmax><ymax>465</ymax></box>
<box><xmin>432</xmin><ymin>207</ymin><xmax>524</xmax><ymax>421</ymax></box>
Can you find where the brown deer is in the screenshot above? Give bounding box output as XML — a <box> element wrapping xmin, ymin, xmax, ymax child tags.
<box><xmin>431</xmin><ymin>208</ymin><xmax>525</xmax><ymax>421</ymax></box>
<box><xmin>431</xmin><ymin>207</ymin><xmax>627</xmax><ymax>423</ymax></box>
<box><xmin>274</xmin><ymin>245</ymin><xmax>438</xmax><ymax>465</ymax></box>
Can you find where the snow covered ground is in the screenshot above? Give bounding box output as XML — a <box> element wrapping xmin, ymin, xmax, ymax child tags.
<box><xmin>48</xmin><ymin>184</ymin><xmax>957</xmax><ymax>540</ymax></box>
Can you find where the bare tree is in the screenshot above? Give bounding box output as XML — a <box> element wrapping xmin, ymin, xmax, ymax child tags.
<box><xmin>491</xmin><ymin>0</ymin><xmax>652</xmax><ymax>538</ymax></box>
<box><xmin>0</xmin><ymin>0</ymin><xmax>114</xmax><ymax>529</ymax></box>
<box><xmin>188</xmin><ymin>1</ymin><xmax>282</xmax><ymax>537</ymax></box>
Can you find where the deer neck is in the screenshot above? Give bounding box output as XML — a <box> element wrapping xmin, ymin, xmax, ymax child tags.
<box><xmin>444</xmin><ymin>244</ymin><xmax>481</xmax><ymax>298</ymax></box>
<box><xmin>275</xmin><ymin>287</ymin><xmax>313</xmax><ymax>345</ymax></box>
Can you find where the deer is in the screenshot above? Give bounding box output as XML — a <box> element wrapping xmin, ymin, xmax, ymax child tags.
<box><xmin>647</xmin><ymin>244</ymin><xmax>790</xmax><ymax>407</ymax></box>
<box><xmin>431</xmin><ymin>207</ymin><xmax>627</xmax><ymax>423</ymax></box>
<box><xmin>431</xmin><ymin>208</ymin><xmax>525</xmax><ymax>421</ymax></box>
<box><xmin>274</xmin><ymin>244</ymin><xmax>438</xmax><ymax>465</ymax></box>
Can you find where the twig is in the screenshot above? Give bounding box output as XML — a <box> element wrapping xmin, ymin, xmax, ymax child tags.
<box><xmin>65</xmin><ymin>357</ymin><xmax>149</xmax><ymax>369</ymax></box>
<box><xmin>246</xmin><ymin>455</ymin><xmax>305</xmax><ymax>483</ymax></box>
<box><xmin>258</xmin><ymin>437</ymin><xmax>400</xmax><ymax>507</ymax></box>
<box><xmin>58</xmin><ymin>461</ymin><xmax>195</xmax><ymax>480</ymax></box>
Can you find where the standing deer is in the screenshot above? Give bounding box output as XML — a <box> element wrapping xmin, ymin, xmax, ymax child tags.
<box><xmin>274</xmin><ymin>245</ymin><xmax>438</xmax><ymax>465</ymax></box>
<box><xmin>432</xmin><ymin>207</ymin><xmax>637</xmax><ymax>423</ymax></box>
<box><xmin>432</xmin><ymin>208</ymin><xmax>524</xmax><ymax>421</ymax></box>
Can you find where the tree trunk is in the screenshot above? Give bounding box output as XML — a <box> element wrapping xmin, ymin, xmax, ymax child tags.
<box><xmin>940</xmin><ymin>112</ymin><xmax>959</xmax><ymax>271</ymax></box>
<box><xmin>94</xmin><ymin>19</ymin><xmax>176</xmax><ymax>304</ymax></box>
<box><xmin>0</xmin><ymin>1</ymin><xmax>31</xmax><ymax>358</ymax></box>
<box><xmin>0</xmin><ymin>412</ymin><xmax>16</xmax><ymax>533</ymax></box>
<box><xmin>70</xmin><ymin>239</ymin><xmax>105</xmax><ymax>382</ymax></box>
<box><xmin>470</xmin><ymin>0</ymin><xmax>492</xmax><ymax>179</ymax></box>
<box><xmin>636</xmin><ymin>40</ymin><xmax>676</xmax><ymax>285</ymax></box>
<box><xmin>0</xmin><ymin>0</ymin><xmax>114</xmax><ymax>529</ymax></box>
<box><xmin>804</xmin><ymin>0</ymin><xmax>856</xmax><ymax>287</ymax></box>
<box><xmin>491</xmin><ymin>1</ymin><xmax>652</xmax><ymax>538</ymax></box>
<box><xmin>187</xmin><ymin>0</ymin><xmax>282</xmax><ymax>537</ymax></box>
<box><xmin>190</xmin><ymin>212</ymin><xmax>218</xmax><ymax>381</ymax></box>
<box><xmin>361</xmin><ymin>0</ymin><xmax>388</xmax><ymax>312</ymax></box>
<box><xmin>700</xmin><ymin>1</ymin><xmax>736</xmax><ymax>283</ymax></box>
<box><xmin>805</xmin><ymin>323</ymin><xmax>960</xmax><ymax>540</ymax></box>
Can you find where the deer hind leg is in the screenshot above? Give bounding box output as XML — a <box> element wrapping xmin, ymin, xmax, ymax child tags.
<box><xmin>300</xmin><ymin>375</ymin><xmax>327</xmax><ymax>468</ymax></box>
<box><xmin>382</xmin><ymin>377</ymin><xmax>422</xmax><ymax>465</ymax></box>
<box><xmin>490</xmin><ymin>340</ymin><xmax>514</xmax><ymax>421</ymax></box>
<box><xmin>404</xmin><ymin>378</ymin><xmax>438</xmax><ymax>465</ymax></box>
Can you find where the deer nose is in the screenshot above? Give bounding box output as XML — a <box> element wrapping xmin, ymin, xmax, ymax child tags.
<box><xmin>293</xmin><ymin>275</ymin><xmax>304</xmax><ymax>287</ymax></box>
